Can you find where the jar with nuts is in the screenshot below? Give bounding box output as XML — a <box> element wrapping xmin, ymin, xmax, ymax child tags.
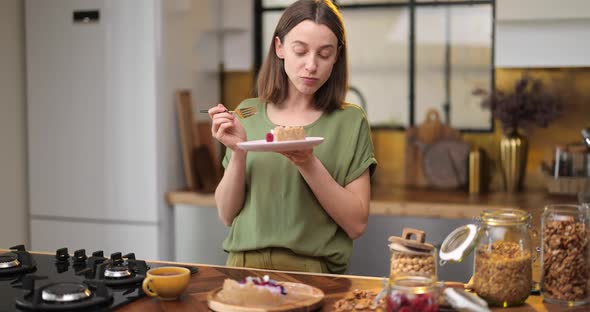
<box><xmin>541</xmin><ymin>204</ymin><xmax>590</xmax><ymax>306</ymax></box>
<box><xmin>388</xmin><ymin>228</ymin><xmax>437</xmax><ymax>280</ymax></box>
<box><xmin>440</xmin><ymin>209</ymin><xmax>536</xmax><ymax>307</ymax></box>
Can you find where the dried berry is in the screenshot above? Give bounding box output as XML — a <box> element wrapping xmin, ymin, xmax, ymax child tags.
<box><xmin>265</xmin><ymin>132</ymin><xmax>274</xmax><ymax>142</ymax></box>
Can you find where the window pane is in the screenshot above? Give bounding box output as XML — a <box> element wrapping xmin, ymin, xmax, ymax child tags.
<box><xmin>414</xmin><ymin>5</ymin><xmax>492</xmax><ymax>129</ymax></box>
<box><xmin>262</xmin><ymin>0</ymin><xmax>296</xmax><ymax>8</ymax></box>
<box><xmin>261</xmin><ymin>11</ymin><xmax>282</xmax><ymax>59</ymax></box>
<box><xmin>449</xmin><ymin>5</ymin><xmax>492</xmax><ymax>130</ymax></box>
<box><xmin>338</xmin><ymin>0</ymin><xmax>408</xmax><ymax>4</ymax></box>
<box><xmin>343</xmin><ymin>7</ymin><xmax>408</xmax><ymax>127</ymax></box>
<box><xmin>264</xmin><ymin>0</ymin><xmax>409</xmax><ymax>7</ymax></box>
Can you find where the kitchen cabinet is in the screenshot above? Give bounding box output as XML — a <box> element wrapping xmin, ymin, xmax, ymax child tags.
<box><xmin>25</xmin><ymin>0</ymin><xmax>201</xmax><ymax>260</ymax></box>
<box><xmin>495</xmin><ymin>0</ymin><xmax>590</xmax><ymax>67</ymax></box>
<box><xmin>168</xmin><ymin>188</ymin><xmax>574</xmax><ymax>282</ymax></box>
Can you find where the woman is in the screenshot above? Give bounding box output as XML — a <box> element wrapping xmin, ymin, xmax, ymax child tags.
<box><xmin>208</xmin><ymin>0</ymin><xmax>376</xmax><ymax>274</ymax></box>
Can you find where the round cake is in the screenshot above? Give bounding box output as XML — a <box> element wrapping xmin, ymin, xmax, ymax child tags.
<box><xmin>217</xmin><ymin>275</ymin><xmax>287</xmax><ymax>306</ymax></box>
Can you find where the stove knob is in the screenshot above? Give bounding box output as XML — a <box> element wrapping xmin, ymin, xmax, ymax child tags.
<box><xmin>92</xmin><ymin>250</ymin><xmax>104</xmax><ymax>258</ymax></box>
<box><xmin>55</xmin><ymin>247</ymin><xmax>69</xmax><ymax>262</ymax></box>
<box><xmin>123</xmin><ymin>253</ymin><xmax>136</xmax><ymax>260</ymax></box>
<box><xmin>110</xmin><ymin>252</ymin><xmax>123</xmax><ymax>265</ymax></box>
<box><xmin>73</xmin><ymin>249</ymin><xmax>87</xmax><ymax>263</ymax></box>
<box><xmin>10</xmin><ymin>245</ymin><xmax>26</xmax><ymax>251</ymax></box>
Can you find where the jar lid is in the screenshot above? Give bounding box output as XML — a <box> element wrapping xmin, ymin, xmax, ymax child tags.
<box><xmin>439</xmin><ymin>224</ymin><xmax>478</xmax><ymax>262</ymax></box>
<box><xmin>481</xmin><ymin>208</ymin><xmax>530</xmax><ymax>226</ymax></box>
<box><xmin>390</xmin><ymin>274</ymin><xmax>438</xmax><ymax>295</ymax></box>
<box><xmin>388</xmin><ymin>228</ymin><xmax>434</xmax><ymax>252</ymax></box>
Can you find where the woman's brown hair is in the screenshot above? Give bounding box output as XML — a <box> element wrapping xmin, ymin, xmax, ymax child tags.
<box><xmin>256</xmin><ymin>0</ymin><xmax>348</xmax><ymax>113</ymax></box>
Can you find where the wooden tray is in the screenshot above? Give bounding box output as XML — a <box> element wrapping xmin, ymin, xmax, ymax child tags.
<box><xmin>207</xmin><ymin>282</ymin><xmax>325</xmax><ymax>312</ymax></box>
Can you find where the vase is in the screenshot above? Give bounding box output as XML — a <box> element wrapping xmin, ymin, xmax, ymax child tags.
<box><xmin>499</xmin><ymin>130</ymin><xmax>527</xmax><ymax>192</ymax></box>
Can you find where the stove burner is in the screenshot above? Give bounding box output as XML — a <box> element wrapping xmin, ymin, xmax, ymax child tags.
<box><xmin>15</xmin><ymin>277</ymin><xmax>114</xmax><ymax>311</ymax></box>
<box><xmin>93</xmin><ymin>258</ymin><xmax>149</xmax><ymax>286</ymax></box>
<box><xmin>0</xmin><ymin>253</ymin><xmax>20</xmax><ymax>269</ymax></box>
<box><xmin>0</xmin><ymin>245</ymin><xmax>36</xmax><ymax>276</ymax></box>
<box><xmin>104</xmin><ymin>265</ymin><xmax>131</xmax><ymax>279</ymax></box>
<box><xmin>41</xmin><ymin>282</ymin><xmax>92</xmax><ymax>303</ymax></box>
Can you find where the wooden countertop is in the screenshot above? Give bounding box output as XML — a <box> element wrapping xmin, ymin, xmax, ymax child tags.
<box><xmin>1</xmin><ymin>250</ymin><xmax>583</xmax><ymax>311</ymax></box>
<box><xmin>117</xmin><ymin>260</ymin><xmax>583</xmax><ymax>312</ymax></box>
<box><xmin>166</xmin><ymin>187</ymin><xmax>576</xmax><ymax>220</ymax></box>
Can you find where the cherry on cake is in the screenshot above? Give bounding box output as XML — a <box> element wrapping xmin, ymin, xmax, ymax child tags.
<box><xmin>266</xmin><ymin>126</ymin><xmax>305</xmax><ymax>142</ymax></box>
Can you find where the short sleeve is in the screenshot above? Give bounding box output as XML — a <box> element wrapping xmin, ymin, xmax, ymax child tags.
<box><xmin>344</xmin><ymin>113</ymin><xmax>377</xmax><ymax>185</ymax></box>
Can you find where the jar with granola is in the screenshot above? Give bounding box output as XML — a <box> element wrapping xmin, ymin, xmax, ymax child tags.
<box><xmin>389</xmin><ymin>228</ymin><xmax>437</xmax><ymax>280</ymax></box>
<box><xmin>440</xmin><ymin>209</ymin><xmax>535</xmax><ymax>307</ymax></box>
<box><xmin>541</xmin><ymin>204</ymin><xmax>589</xmax><ymax>306</ymax></box>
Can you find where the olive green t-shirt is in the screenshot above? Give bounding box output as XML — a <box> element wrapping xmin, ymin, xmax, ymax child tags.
<box><xmin>222</xmin><ymin>98</ymin><xmax>377</xmax><ymax>274</ymax></box>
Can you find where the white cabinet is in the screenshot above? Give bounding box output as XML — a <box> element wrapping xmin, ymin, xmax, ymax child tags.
<box><xmin>496</xmin><ymin>0</ymin><xmax>590</xmax><ymax>21</ymax></box>
<box><xmin>31</xmin><ymin>219</ymin><xmax>159</xmax><ymax>260</ymax></box>
<box><xmin>174</xmin><ymin>204</ymin><xmax>229</xmax><ymax>264</ymax></box>
<box><xmin>25</xmin><ymin>0</ymin><xmax>195</xmax><ymax>259</ymax></box>
<box><xmin>495</xmin><ymin>0</ymin><xmax>590</xmax><ymax>67</ymax></box>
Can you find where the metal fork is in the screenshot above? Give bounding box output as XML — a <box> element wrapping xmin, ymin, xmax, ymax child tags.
<box><xmin>199</xmin><ymin>106</ymin><xmax>257</xmax><ymax>119</ymax></box>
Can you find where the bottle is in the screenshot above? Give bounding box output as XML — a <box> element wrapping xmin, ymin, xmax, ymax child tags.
<box><xmin>469</xmin><ymin>148</ymin><xmax>482</xmax><ymax>194</ymax></box>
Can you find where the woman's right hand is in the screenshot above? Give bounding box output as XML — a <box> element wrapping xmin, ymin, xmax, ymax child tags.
<box><xmin>209</xmin><ymin>104</ymin><xmax>247</xmax><ymax>151</ymax></box>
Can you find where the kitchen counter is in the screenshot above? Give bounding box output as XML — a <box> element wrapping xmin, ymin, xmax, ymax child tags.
<box><xmin>117</xmin><ymin>259</ymin><xmax>583</xmax><ymax>312</ymax></box>
<box><xmin>166</xmin><ymin>187</ymin><xmax>576</xmax><ymax>221</ymax></box>
<box><xmin>1</xmin><ymin>249</ymin><xmax>583</xmax><ymax>311</ymax></box>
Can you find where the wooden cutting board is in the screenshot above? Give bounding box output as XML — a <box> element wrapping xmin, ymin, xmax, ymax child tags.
<box><xmin>405</xmin><ymin>109</ymin><xmax>464</xmax><ymax>188</ymax></box>
<box><xmin>176</xmin><ymin>90</ymin><xmax>198</xmax><ymax>191</ymax></box>
<box><xmin>207</xmin><ymin>282</ymin><xmax>325</xmax><ymax>312</ymax></box>
<box><xmin>422</xmin><ymin>140</ymin><xmax>470</xmax><ymax>189</ymax></box>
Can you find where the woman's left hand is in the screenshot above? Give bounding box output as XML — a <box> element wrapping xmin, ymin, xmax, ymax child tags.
<box><xmin>278</xmin><ymin>149</ymin><xmax>315</xmax><ymax>167</ymax></box>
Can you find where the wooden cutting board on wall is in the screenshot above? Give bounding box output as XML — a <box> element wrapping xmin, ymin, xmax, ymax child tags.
<box><xmin>405</xmin><ymin>109</ymin><xmax>465</xmax><ymax>188</ymax></box>
<box><xmin>176</xmin><ymin>90</ymin><xmax>221</xmax><ymax>193</ymax></box>
<box><xmin>176</xmin><ymin>90</ymin><xmax>198</xmax><ymax>191</ymax></box>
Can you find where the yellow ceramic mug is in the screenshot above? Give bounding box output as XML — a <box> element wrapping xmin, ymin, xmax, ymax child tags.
<box><xmin>142</xmin><ymin>266</ymin><xmax>190</xmax><ymax>300</ymax></box>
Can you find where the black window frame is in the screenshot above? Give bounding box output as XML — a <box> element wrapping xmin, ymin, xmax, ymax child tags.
<box><xmin>253</xmin><ymin>0</ymin><xmax>496</xmax><ymax>133</ymax></box>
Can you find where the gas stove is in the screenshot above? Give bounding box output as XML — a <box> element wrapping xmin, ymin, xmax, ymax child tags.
<box><xmin>0</xmin><ymin>245</ymin><xmax>197</xmax><ymax>311</ymax></box>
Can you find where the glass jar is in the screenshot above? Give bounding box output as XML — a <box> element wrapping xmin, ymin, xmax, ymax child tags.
<box><xmin>389</xmin><ymin>228</ymin><xmax>437</xmax><ymax>280</ymax></box>
<box><xmin>387</xmin><ymin>275</ymin><xmax>441</xmax><ymax>312</ymax></box>
<box><xmin>473</xmin><ymin>209</ymin><xmax>534</xmax><ymax>307</ymax></box>
<box><xmin>439</xmin><ymin>208</ymin><xmax>535</xmax><ymax>307</ymax></box>
<box><xmin>541</xmin><ymin>204</ymin><xmax>590</xmax><ymax>306</ymax></box>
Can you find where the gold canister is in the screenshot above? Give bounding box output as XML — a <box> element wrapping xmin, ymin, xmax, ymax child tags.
<box><xmin>500</xmin><ymin>130</ymin><xmax>527</xmax><ymax>192</ymax></box>
<box><xmin>469</xmin><ymin>148</ymin><xmax>482</xmax><ymax>194</ymax></box>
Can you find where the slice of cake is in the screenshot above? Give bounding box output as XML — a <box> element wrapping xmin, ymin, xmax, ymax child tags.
<box><xmin>266</xmin><ymin>126</ymin><xmax>305</xmax><ymax>142</ymax></box>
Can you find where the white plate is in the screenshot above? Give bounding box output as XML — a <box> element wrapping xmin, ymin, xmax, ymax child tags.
<box><xmin>237</xmin><ymin>137</ymin><xmax>324</xmax><ymax>152</ymax></box>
